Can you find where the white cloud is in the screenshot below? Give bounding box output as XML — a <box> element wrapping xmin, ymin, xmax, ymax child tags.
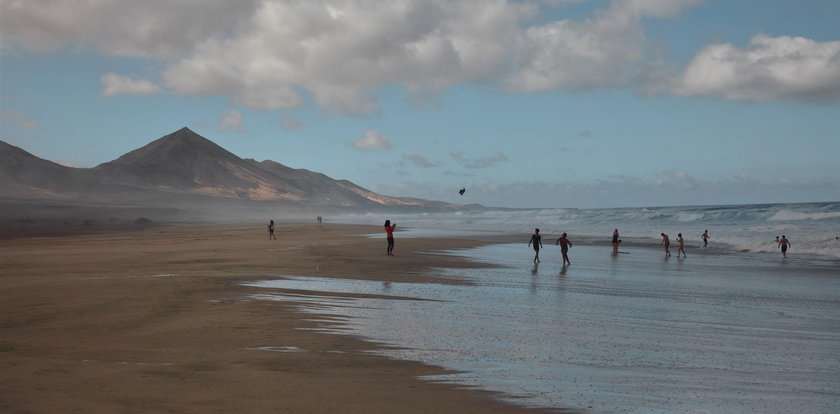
<box><xmin>402</xmin><ymin>154</ymin><xmax>435</xmax><ymax>168</ymax></box>
<box><xmin>452</xmin><ymin>151</ymin><xmax>509</xmax><ymax>169</ymax></box>
<box><xmin>672</xmin><ymin>34</ymin><xmax>840</xmax><ymax>102</ymax></box>
<box><xmin>351</xmin><ymin>129</ymin><xmax>391</xmax><ymax>151</ymax></box>
<box><xmin>14</xmin><ymin>0</ymin><xmax>837</xmax><ymax>111</ymax></box>
<box><xmin>100</xmin><ymin>73</ymin><xmax>161</xmax><ymax>96</ymax></box>
<box><xmin>159</xmin><ymin>0</ymin><xmax>532</xmax><ymax>115</ymax></box>
<box><xmin>280</xmin><ymin>115</ymin><xmax>303</xmax><ymax>131</ymax></box>
<box><xmin>1</xmin><ymin>110</ymin><xmax>38</xmax><ymax>130</ymax></box>
<box><xmin>506</xmin><ymin>0</ymin><xmax>701</xmax><ymax>92</ymax></box>
<box><xmin>217</xmin><ymin>109</ymin><xmax>244</xmax><ymax>132</ymax></box>
<box><xmin>0</xmin><ymin>0</ymin><xmax>258</xmax><ymax>58</ymax></box>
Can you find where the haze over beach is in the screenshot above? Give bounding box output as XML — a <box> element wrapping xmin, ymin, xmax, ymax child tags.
<box><xmin>2</xmin><ymin>1</ymin><xmax>840</xmax><ymax>413</ymax></box>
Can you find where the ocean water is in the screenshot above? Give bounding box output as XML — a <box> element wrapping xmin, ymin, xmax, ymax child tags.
<box><xmin>339</xmin><ymin>201</ymin><xmax>840</xmax><ymax>259</ymax></box>
<box><xmin>246</xmin><ymin>242</ymin><xmax>840</xmax><ymax>413</ymax></box>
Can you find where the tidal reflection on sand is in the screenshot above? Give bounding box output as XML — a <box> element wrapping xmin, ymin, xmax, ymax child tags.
<box><xmin>246</xmin><ymin>243</ymin><xmax>840</xmax><ymax>413</ymax></box>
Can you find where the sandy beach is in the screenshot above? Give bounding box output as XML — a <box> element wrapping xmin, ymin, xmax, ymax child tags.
<box><xmin>0</xmin><ymin>222</ymin><xmax>555</xmax><ymax>414</ymax></box>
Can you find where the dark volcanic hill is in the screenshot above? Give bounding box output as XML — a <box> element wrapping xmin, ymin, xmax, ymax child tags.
<box><xmin>94</xmin><ymin>127</ymin><xmax>291</xmax><ymax>199</ymax></box>
<box><xmin>0</xmin><ymin>140</ymin><xmax>107</xmax><ymax>199</ymax></box>
<box><xmin>1</xmin><ymin>127</ymin><xmax>466</xmax><ymax>212</ymax></box>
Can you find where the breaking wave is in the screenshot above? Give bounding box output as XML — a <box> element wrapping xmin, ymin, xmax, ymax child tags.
<box><xmin>340</xmin><ymin>202</ymin><xmax>840</xmax><ymax>259</ymax></box>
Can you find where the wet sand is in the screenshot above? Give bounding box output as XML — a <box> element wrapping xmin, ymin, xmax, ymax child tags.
<box><xmin>248</xmin><ymin>241</ymin><xmax>840</xmax><ymax>413</ymax></box>
<box><xmin>0</xmin><ymin>223</ymin><xmax>556</xmax><ymax>414</ymax></box>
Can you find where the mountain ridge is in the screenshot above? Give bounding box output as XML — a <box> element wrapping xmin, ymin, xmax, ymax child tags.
<box><xmin>1</xmin><ymin>128</ymin><xmax>475</xmax><ymax>214</ymax></box>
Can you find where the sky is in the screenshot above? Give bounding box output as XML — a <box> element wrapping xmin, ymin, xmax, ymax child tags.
<box><xmin>1</xmin><ymin>0</ymin><xmax>839</xmax><ymax>208</ymax></box>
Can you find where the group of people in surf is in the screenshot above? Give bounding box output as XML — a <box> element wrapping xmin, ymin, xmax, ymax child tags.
<box><xmin>659</xmin><ymin>231</ymin><xmax>695</xmax><ymax>259</ymax></box>
<box><xmin>269</xmin><ymin>219</ymin><xmax>796</xmax><ymax>261</ymax></box>
<box><xmin>527</xmin><ymin>227</ymin><xmax>794</xmax><ymax>264</ymax></box>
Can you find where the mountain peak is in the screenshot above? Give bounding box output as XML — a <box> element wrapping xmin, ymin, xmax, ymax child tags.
<box><xmin>99</xmin><ymin>128</ymin><xmax>234</xmax><ymax>167</ymax></box>
<box><xmin>160</xmin><ymin>126</ymin><xmax>211</xmax><ymax>144</ymax></box>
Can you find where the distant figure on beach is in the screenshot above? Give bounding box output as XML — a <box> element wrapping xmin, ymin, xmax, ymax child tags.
<box><xmin>660</xmin><ymin>233</ymin><xmax>671</xmax><ymax>257</ymax></box>
<box><xmin>555</xmin><ymin>233</ymin><xmax>573</xmax><ymax>265</ymax></box>
<box><xmin>267</xmin><ymin>220</ymin><xmax>276</xmax><ymax>240</ymax></box>
<box><xmin>528</xmin><ymin>228</ymin><xmax>543</xmax><ymax>263</ymax></box>
<box><xmin>702</xmin><ymin>230</ymin><xmax>710</xmax><ymax>248</ymax></box>
<box><xmin>778</xmin><ymin>235</ymin><xmax>791</xmax><ymax>258</ymax></box>
<box><xmin>384</xmin><ymin>220</ymin><xmax>397</xmax><ymax>256</ymax></box>
<box><xmin>317</xmin><ymin>215</ymin><xmax>322</xmax><ymax>224</ymax></box>
<box><xmin>677</xmin><ymin>233</ymin><xmax>687</xmax><ymax>258</ymax></box>
<box><xmin>612</xmin><ymin>229</ymin><xmax>620</xmax><ymax>255</ymax></box>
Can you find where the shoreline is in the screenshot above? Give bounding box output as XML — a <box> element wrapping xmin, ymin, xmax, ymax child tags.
<box><xmin>246</xmin><ymin>234</ymin><xmax>840</xmax><ymax>412</ymax></box>
<box><xmin>0</xmin><ymin>222</ymin><xmax>562</xmax><ymax>413</ymax></box>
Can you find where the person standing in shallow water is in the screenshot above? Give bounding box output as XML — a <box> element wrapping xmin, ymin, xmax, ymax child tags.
<box><xmin>611</xmin><ymin>229</ymin><xmax>620</xmax><ymax>255</ymax></box>
<box><xmin>661</xmin><ymin>233</ymin><xmax>671</xmax><ymax>257</ymax></box>
<box><xmin>528</xmin><ymin>228</ymin><xmax>543</xmax><ymax>263</ymax></box>
<box><xmin>677</xmin><ymin>233</ymin><xmax>687</xmax><ymax>258</ymax></box>
<box><xmin>267</xmin><ymin>220</ymin><xmax>276</xmax><ymax>240</ymax></box>
<box><xmin>778</xmin><ymin>235</ymin><xmax>791</xmax><ymax>258</ymax></box>
<box><xmin>384</xmin><ymin>220</ymin><xmax>396</xmax><ymax>256</ymax></box>
<box><xmin>555</xmin><ymin>233</ymin><xmax>573</xmax><ymax>266</ymax></box>
<box><xmin>702</xmin><ymin>230</ymin><xmax>710</xmax><ymax>248</ymax></box>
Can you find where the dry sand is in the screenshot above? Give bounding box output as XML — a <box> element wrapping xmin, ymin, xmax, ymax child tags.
<box><xmin>0</xmin><ymin>222</ymin><xmax>556</xmax><ymax>413</ymax></box>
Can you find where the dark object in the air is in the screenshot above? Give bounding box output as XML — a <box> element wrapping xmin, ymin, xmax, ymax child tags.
<box><xmin>459</xmin><ymin>187</ymin><xmax>466</xmax><ymax>196</ymax></box>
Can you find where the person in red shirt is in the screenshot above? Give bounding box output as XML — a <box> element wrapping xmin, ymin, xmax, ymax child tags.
<box><xmin>384</xmin><ymin>220</ymin><xmax>397</xmax><ymax>256</ymax></box>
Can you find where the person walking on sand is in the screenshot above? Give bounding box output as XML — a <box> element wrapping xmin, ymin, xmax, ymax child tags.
<box><xmin>267</xmin><ymin>220</ymin><xmax>276</xmax><ymax>240</ymax></box>
<box><xmin>384</xmin><ymin>220</ymin><xmax>397</xmax><ymax>256</ymax></box>
<box><xmin>702</xmin><ymin>230</ymin><xmax>710</xmax><ymax>248</ymax></box>
<box><xmin>528</xmin><ymin>228</ymin><xmax>543</xmax><ymax>263</ymax></box>
<box><xmin>778</xmin><ymin>235</ymin><xmax>791</xmax><ymax>258</ymax></box>
<box><xmin>677</xmin><ymin>233</ymin><xmax>687</xmax><ymax>258</ymax></box>
<box><xmin>660</xmin><ymin>233</ymin><xmax>671</xmax><ymax>257</ymax></box>
<box><xmin>555</xmin><ymin>233</ymin><xmax>573</xmax><ymax>266</ymax></box>
<box><xmin>611</xmin><ymin>229</ymin><xmax>620</xmax><ymax>255</ymax></box>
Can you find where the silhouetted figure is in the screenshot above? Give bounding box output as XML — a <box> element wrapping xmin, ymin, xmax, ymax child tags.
<box><xmin>459</xmin><ymin>187</ymin><xmax>466</xmax><ymax>196</ymax></box>
<box><xmin>612</xmin><ymin>229</ymin><xmax>620</xmax><ymax>255</ymax></box>
<box><xmin>661</xmin><ymin>233</ymin><xmax>671</xmax><ymax>257</ymax></box>
<box><xmin>677</xmin><ymin>233</ymin><xmax>687</xmax><ymax>258</ymax></box>
<box><xmin>528</xmin><ymin>228</ymin><xmax>543</xmax><ymax>263</ymax></box>
<box><xmin>555</xmin><ymin>233</ymin><xmax>573</xmax><ymax>265</ymax></box>
<box><xmin>702</xmin><ymin>230</ymin><xmax>710</xmax><ymax>248</ymax></box>
<box><xmin>317</xmin><ymin>216</ymin><xmax>322</xmax><ymax>224</ymax></box>
<box><xmin>268</xmin><ymin>220</ymin><xmax>276</xmax><ymax>240</ymax></box>
<box><xmin>384</xmin><ymin>220</ymin><xmax>396</xmax><ymax>256</ymax></box>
